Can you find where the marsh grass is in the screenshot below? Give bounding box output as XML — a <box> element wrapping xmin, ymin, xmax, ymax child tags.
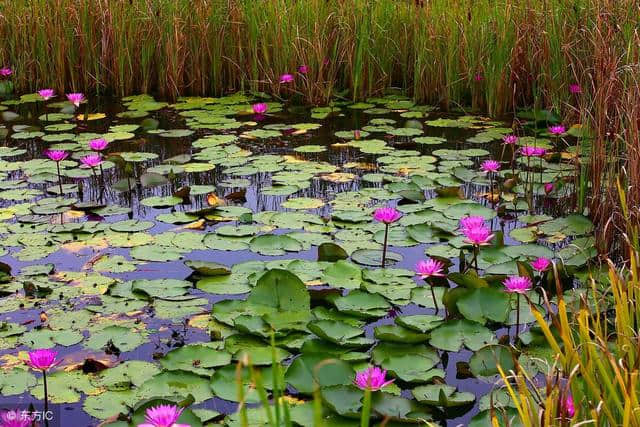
<box><xmin>500</xmin><ymin>195</ymin><xmax>640</xmax><ymax>426</ymax></box>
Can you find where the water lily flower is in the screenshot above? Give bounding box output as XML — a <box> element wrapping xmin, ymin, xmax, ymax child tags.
<box><xmin>520</xmin><ymin>146</ymin><xmax>546</xmax><ymax>157</ymax></box>
<box><xmin>374</xmin><ymin>207</ymin><xmax>402</xmax><ymax>267</ymax></box>
<box><xmin>279</xmin><ymin>73</ymin><xmax>294</xmax><ymax>83</ymax></box>
<box><xmin>531</xmin><ymin>257</ymin><xmax>552</xmax><ymax>272</ymax></box>
<box><xmin>0</xmin><ymin>67</ymin><xmax>12</xmax><ymax>77</ymax></box>
<box><xmin>354</xmin><ymin>366</ymin><xmax>394</xmax><ymax>391</ymax></box>
<box><xmin>297</xmin><ymin>65</ymin><xmax>309</xmax><ymax>74</ymax></box>
<box><xmin>459</xmin><ymin>216</ymin><xmax>486</xmax><ymax>231</ymax></box>
<box><xmin>503</xmin><ymin>276</ymin><xmax>533</xmax><ymax>294</ymax></box>
<box><xmin>25</xmin><ymin>349</ymin><xmax>60</xmax><ymax>371</ymax></box>
<box><xmin>138</xmin><ymin>404</ymin><xmax>190</xmax><ymax>427</ymax></box>
<box><xmin>81</xmin><ymin>153</ymin><xmax>103</xmax><ymax>168</ymax></box>
<box><xmin>544</xmin><ymin>182</ymin><xmax>554</xmax><ymax>194</ymax></box>
<box><xmin>44</xmin><ymin>149</ymin><xmax>69</xmax><ymax>162</ymax></box>
<box><xmin>66</xmin><ymin>92</ymin><xmax>85</xmax><ymax>107</ymax></box>
<box><xmin>89</xmin><ymin>138</ymin><xmax>109</xmax><ymax>151</ymax></box>
<box><xmin>45</xmin><ymin>150</ymin><xmax>69</xmax><ymax>196</ymax></box>
<box><xmin>502</xmin><ymin>134</ymin><xmax>518</xmax><ymax>145</ymax></box>
<box><xmin>38</xmin><ymin>89</ymin><xmax>55</xmax><ymax>100</ymax></box>
<box><xmin>463</xmin><ymin>225</ymin><xmax>494</xmax><ymax>246</ymax></box>
<box><xmin>1</xmin><ymin>409</ymin><xmax>34</xmax><ymax>427</ymax></box>
<box><xmin>373</xmin><ymin>207</ymin><xmax>402</xmax><ymax>224</ymax></box>
<box><xmin>481</xmin><ymin>159</ymin><xmax>501</xmax><ymax>173</ymax></box>
<box><xmin>548</xmin><ymin>125</ymin><xmax>566</xmax><ymax>135</ymax></box>
<box><xmin>354</xmin><ymin>129</ymin><xmax>361</xmax><ymax>140</ymax></box>
<box><xmin>474</xmin><ymin>73</ymin><xmax>484</xmax><ymax>82</ymax></box>
<box><xmin>415</xmin><ymin>259</ymin><xmax>445</xmax><ymax>278</ymax></box>
<box><xmin>563</xmin><ymin>394</ymin><xmax>575</xmax><ymax>418</ymax></box>
<box><xmin>569</xmin><ymin>84</ymin><xmax>582</xmax><ymax>94</ymax></box>
<box><xmin>252</xmin><ymin>103</ymin><xmax>268</xmax><ymax>114</ymax></box>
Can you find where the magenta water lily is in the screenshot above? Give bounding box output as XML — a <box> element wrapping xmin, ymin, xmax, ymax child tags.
<box><xmin>463</xmin><ymin>225</ymin><xmax>494</xmax><ymax>246</ymax></box>
<box><xmin>502</xmin><ymin>134</ymin><xmax>518</xmax><ymax>145</ymax></box>
<box><xmin>297</xmin><ymin>65</ymin><xmax>309</xmax><ymax>74</ymax></box>
<box><xmin>252</xmin><ymin>103</ymin><xmax>268</xmax><ymax>114</ymax></box>
<box><xmin>279</xmin><ymin>73</ymin><xmax>294</xmax><ymax>83</ymax></box>
<box><xmin>25</xmin><ymin>349</ymin><xmax>60</xmax><ymax>426</ymax></box>
<box><xmin>89</xmin><ymin>138</ymin><xmax>109</xmax><ymax>151</ymax></box>
<box><xmin>548</xmin><ymin>125</ymin><xmax>566</xmax><ymax>135</ymax></box>
<box><xmin>45</xmin><ymin>149</ymin><xmax>69</xmax><ymax>195</ymax></box>
<box><xmin>81</xmin><ymin>153</ymin><xmax>103</xmax><ymax>168</ymax></box>
<box><xmin>0</xmin><ymin>67</ymin><xmax>12</xmax><ymax>77</ymax></box>
<box><xmin>415</xmin><ymin>259</ymin><xmax>445</xmax><ymax>278</ymax></box>
<box><xmin>459</xmin><ymin>215</ymin><xmax>486</xmax><ymax>231</ymax></box>
<box><xmin>531</xmin><ymin>257</ymin><xmax>552</xmax><ymax>272</ymax></box>
<box><xmin>37</xmin><ymin>88</ymin><xmax>55</xmax><ymax>100</ymax></box>
<box><xmin>373</xmin><ymin>207</ymin><xmax>402</xmax><ymax>224</ymax></box>
<box><xmin>354</xmin><ymin>366</ymin><xmax>394</xmax><ymax>391</ymax></box>
<box><xmin>373</xmin><ymin>206</ymin><xmax>402</xmax><ymax>268</ymax></box>
<box><xmin>1</xmin><ymin>410</ymin><xmax>34</xmax><ymax>427</ymax></box>
<box><xmin>66</xmin><ymin>92</ymin><xmax>85</xmax><ymax>107</ymax></box>
<box><xmin>138</xmin><ymin>404</ymin><xmax>189</xmax><ymax>427</ymax></box>
<box><xmin>25</xmin><ymin>349</ymin><xmax>60</xmax><ymax>371</ymax></box>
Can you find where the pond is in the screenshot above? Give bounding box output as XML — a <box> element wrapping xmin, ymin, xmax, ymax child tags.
<box><xmin>0</xmin><ymin>93</ymin><xmax>596</xmax><ymax>426</ymax></box>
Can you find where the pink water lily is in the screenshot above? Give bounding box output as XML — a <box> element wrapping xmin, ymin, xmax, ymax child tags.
<box><xmin>548</xmin><ymin>125</ymin><xmax>566</xmax><ymax>135</ymax></box>
<box><xmin>373</xmin><ymin>207</ymin><xmax>402</xmax><ymax>224</ymax></box>
<box><xmin>0</xmin><ymin>409</ymin><xmax>34</xmax><ymax>427</ymax></box>
<box><xmin>520</xmin><ymin>146</ymin><xmax>546</xmax><ymax>157</ymax></box>
<box><xmin>502</xmin><ymin>134</ymin><xmax>518</xmax><ymax>145</ymax></box>
<box><xmin>531</xmin><ymin>257</ymin><xmax>552</xmax><ymax>272</ymax></box>
<box><xmin>38</xmin><ymin>89</ymin><xmax>55</xmax><ymax>100</ymax></box>
<box><xmin>459</xmin><ymin>216</ymin><xmax>486</xmax><ymax>231</ymax></box>
<box><xmin>81</xmin><ymin>153</ymin><xmax>103</xmax><ymax>168</ymax></box>
<box><xmin>415</xmin><ymin>259</ymin><xmax>445</xmax><ymax>278</ymax></box>
<box><xmin>354</xmin><ymin>366</ymin><xmax>394</xmax><ymax>391</ymax></box>
<box><xmin>66</xmin><ymin>92</ymin><xmax>85</xmax><ymax>107</ymax></box>
<box><xmin>138</xmin><ymin>404</ymin><xmax>190</xmax><ymax>427</ymax></box>
<box><xmin>569</xmin><ymin>84</ymin><xmax>582</xmax><ymax>94</ymax></box>
<box><xmin>89</xmin><ymin>138</ymin><xmax>109</xmax><ymax>151</ymax></box>
<box><xmin>463</xmin><ymin>225</ymin><xmax>494</xmax><ymax>246</ymax></box>
<box><xmin>44</xmin><ymin>149</ymin><xmax>69</xmax><ymax>162</ymax></box>
<box><xmin>279</xmin><ymin>73</ymin><xmax>294</xmax><ymax>83</ymax></box>
<box><xmin>298</xmin><ymin>65</ymin><xmax>309</xmax><ymax>74</ymax></box>
<box><xmin>0</xmin><ymin>67</ymin><xmax>12</xmax><ymax>77</ymax></box>
<box><xmin>481</xmin><ymin>159</ymin><xmax>501</xmax><ymax>173</ymax></box>
<box><xmin>252</xmin><ymin>103</ymin><xmax>268</xmax><ymax>114</ymax></box>
<box><xmin>25</xmin><ymin>349</ymin><xmax>61</xmax><ymax>371</ymax></box>
<box><xmin>474</xmin><ymin>73</ymin><xmax>484</xmax><ymax>82</ymax></box>
<box><xmin>503</xmin><ymin>276</ymin><xmax>533</xmax><ymax>294</ymax></box>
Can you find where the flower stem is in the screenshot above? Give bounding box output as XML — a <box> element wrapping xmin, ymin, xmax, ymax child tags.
<box><xmin>43</xmin><ymin>370</ymin><xmax>49</xmax><ymax>427</ymax></box>
<box><xmin>360</xmin><ymin>388</ymin><xmax>372</xmax><ymax>427</ymax></box>
<box><xmin>515</xmin><ymin>293</ymin><xmax>520</xmax><ymax>343</ymax></box>
<box><xmin>430</xmin><ymin>283</ymin><xmax>439</xmax><ymax>314</ymax></box>
<box><xmin>56</xmin><ymin>161</ymin><xmax>63</xmax><ymax>196</ymax></box>
<box><xmin>381</xmin><ymin>223</ymin><xmax>389</xmax><ymax>268</ymax></box>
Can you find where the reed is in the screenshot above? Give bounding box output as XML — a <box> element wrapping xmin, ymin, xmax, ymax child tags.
<box><xmin>498</xmin><ymin>210</ymin><xmax>640</xmax><ymax>426</ymax></box>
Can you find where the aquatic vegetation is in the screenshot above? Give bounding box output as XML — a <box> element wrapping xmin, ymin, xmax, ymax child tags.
<box><xmin>0</xmin><ymin>90</ymin><xmax>606</xmax><ymax>426</ymax></box>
